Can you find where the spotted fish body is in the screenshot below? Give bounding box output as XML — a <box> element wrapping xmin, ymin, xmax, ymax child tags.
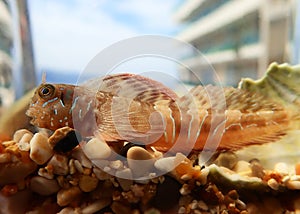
<box><xmin>26</xmin><ymin>73</ymin><xmax>290</xmax><ymax>151</ymax></box>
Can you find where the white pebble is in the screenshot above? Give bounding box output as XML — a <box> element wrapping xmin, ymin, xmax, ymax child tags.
<box><xmin>13</xmin><ymin>129</ymin><xmax>33</xmax><ymax>143</ymax></box>
<box><xmin>84</xmin><ymin>138</ymin><xmax>111</xmax><ymax>159</ymax></box>
<box><xmin>267</xmin><ymin>178</ymin><xmax>279</xmax><ymax>190</ymax></box>
<box><xmin>17</xmin><ymin>133</ymin><xmax>33</xmax><ymax>151</ymax></box>
<box><xmin>110</xmin><ymin>160</ymin><xmax>123</xmax><ymax>170</ymax></box>
<box><xmin>30</xmin><ymin>133</ymin><xmax>53</xmax><ymax>165</ymax></box>
<box><xmin>154</xmin><ymin>156</ymin><xmax>176</xmax><ymax>172</ymax></box>
<box><xmin>274</xmin><ymin>162</ymin><xmax>289</xmax><ymax>175</ymax></box>
<box><xmin>286</xmin><ymin>180</ymin><xmax>300</xmax><ymax>190</ymax></box>
<box><xmin>127</xmin><ymin>147</ymin><xmax>154</xmax><ymax>178</ymax></box>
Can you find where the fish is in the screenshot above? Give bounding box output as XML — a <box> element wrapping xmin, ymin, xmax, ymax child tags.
<box><xmin>26</xmin><ymin>73</ymin><xmax>291</xmax><ymax>152</ymax></box>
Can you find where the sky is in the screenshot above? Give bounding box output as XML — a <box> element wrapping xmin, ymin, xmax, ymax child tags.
<box><xmin>28</xmin><ymin>0</ymin><xmax>182</xmax><ymax>74</ymax></box>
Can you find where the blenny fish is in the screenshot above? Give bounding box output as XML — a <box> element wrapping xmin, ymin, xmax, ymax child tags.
<box><xmin>26</xmin><ymin>73</ymin><xmax>290</xmax><ymax>152</ymax></box>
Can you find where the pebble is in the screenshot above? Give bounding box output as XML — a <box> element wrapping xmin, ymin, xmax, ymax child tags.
<box><xmin>53</xmin><ymin>130</ymin><xmax>81</xmax><ymax>153</ymax></box>
<box><xmin>274</xmin><ymin>162</ymin><xmax>289</xmax><ymax>175</ymax></box>
<box><xmin>57</xmin><ymin>186</ymin><xmax>82</xmax><ymax>206</ymax></box>
<box><xmin>115</xmin><ymin>168</ymin><xmax>133</xmax><ymax>191</ymax></box>
<box><xmin>17</xmin><ymin>133</ymin><xmax>32</xmax><ymax>151</ymax></box>
<box><xmin>13</xmin><ymin>129</ymin><xmax>33</xmax><ymax>143</ymax></box>
<box><xmin>178</xmin><ymin>206</ymin><xmax>186</xmax><ymax>214</ymax></box>
<box><xmin>111</xmin><ymin>201</ymin><xmax>132</xmax><ymax>214</ymax></box>
<box><xmin>127</xmin><ymin>146</ymin><xmax>154</xmax><ymax>178</ymax></box>
<box><xmin>154</xmin><ymin>156</ymin><xmax>176</xmax><ymax>172</ymax></box>
<box><xmin>30</xmin><ymin>176</ymin><xmax>60</xmax><ymax>195</ymax></box>
<box><xmin>198</xmin><ymin>200</ymin><xmax>208</xmax><ymax>211</ymax></box>
<box><xmin>81</xmin><ymin>198</ymin><xmax>111</xmax><ymax>214</ymax></box>
<box><xmin>267</xmin><ymin>178</ymin><xmax>279</xmax><ymax>190</ymax></box>
<box><xmin>0</xmin><ymin>153</ymin><xmax>11</xmax><ymax>164</ymax></box>
<box><xmin>233</xmin><ymin>161</ymin><xmax>252</xmax><ymax>176</ymax></box>
<box><xmin>30</xmin><ymin>133</ymin><xmax>53</xmax><ymax>165</ymax></box>
<box><xmin>109</xmin><ymin>160</ymin><xmax>123</xmax><ymax>170</ymax></box>
<box><xmin>214</xmin><ymin>151</ymin><xmax>238</xmax><ymax>169</ymax></box>
<box><xmin>286</xmin><ymin>180</ymin><xmax>300</xmax><ymax>190</ymax></box>
<box><xmin>79</xmin><ymin>175</ymin><xmax>99</xmax><ymax>192</ymax></box>
<box><xmin>93</xmin><ymin>167</ymin><xmax>111</xmax><ymax>180</ymax></box>
<box><xmin>74</xmin><ymin>159</ymin><xmax>84</xmax><ymax>173</ymax></box>
<box><xmin>72</xmin><ymin>148</ymin><xmax>93</xmax><ymax>169</ymax></box>
<box><xmin>48</xmin><ymin>154</ymin><xmax>69</xmax><ymax>175</ymax></box>
<box><xmin>84</xmin><ymin>137</ymin><xmax>111</xmax><ymax>159</ymax></box>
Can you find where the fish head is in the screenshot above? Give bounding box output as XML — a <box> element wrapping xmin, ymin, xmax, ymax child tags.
<box><xmin>26</xmin><ymin>83</ymin><xmax>75</xmax><ymax>130</ymax></box>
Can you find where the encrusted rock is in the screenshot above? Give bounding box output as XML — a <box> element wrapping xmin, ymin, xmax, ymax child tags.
<box><xmin>83</xmin><ymin>137</ymin><xmax>111</xmax><ymax>159</ymax></box>
<box><xmin>30</xmin><ymin>176</ymin><xmax>60</xmax><ymax>195</ymax></box>
<box><xmin>29</xmin><ymin>133</ymin><xmax>53</xmax><ymax>165</ymax></box>
<box><xmin>48</xmin><ymin>127</ymin><xmax>80</xmax><ymax>152</ymax></box>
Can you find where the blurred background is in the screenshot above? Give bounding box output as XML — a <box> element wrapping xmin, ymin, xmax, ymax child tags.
<box><xmin>0</xmin><ymin>0</ymin><xmax>299</xmax><ymax>109</ymax></box>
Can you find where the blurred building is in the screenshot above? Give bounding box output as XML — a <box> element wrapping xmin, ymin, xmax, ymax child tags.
<box><xmin>0</xmin><ymin>0</ymin><xmax>36</xmax><ymax>109</ymax></box>
<box><xmin>174</xmin><ymin>0</ymin><xmax>296</xmax><ymax>86</ymax></box>
<box><xmin>0</xmin><ymin>0</ymin><xmax>14</xmax><ymax>107</ymax></box>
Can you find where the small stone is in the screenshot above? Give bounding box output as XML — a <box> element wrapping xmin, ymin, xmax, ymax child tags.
<box><xmin>30</xmin><ymin>133</ymin><xmax>53</xmax><ymax>165</ymax></box>
<box><xmin>250</xmin><ymin>159</ymin><xmax>265</xmax><ymax>178</ymax></box>
<box><xmin>13</xmin><ymin>129</ymin><xmax>33</xmax><ymax>143</ymax></box>
<box><xmin>53</xmin><ymin>130</ymin><xmax>81</xmax><ymax>153</ymax></box>
<box><xmin>47</xmin><ymin>154</ymin><xmax>69</xmax><ymax>175</ymax></box>
<box><xmin>198</xmin><ymin>200</ymin><xmax>208</xmax><ymax>211</ymax></box>
<box><xmin>233</xmin><ymin>161</ymin><xmax>251</xmax><ymax>176</ymax></box>
<box><xmin>17</xmin><ymin>133</ymin><xmax>32</xmax><ymax>151</ymax></box>
<box><xmin>127</xmin><ymin>146</ymin><xmax>154</xmax><ymax>178</ymax></box>
<box><xmin>214</xmin><ymin>151</ymin><xmax>238</xmax><ymax>169</ymax></box>
<box><xmin>0</xmin><ymin>153</ymin><xmax>11</xmax><ymax>164</ymax></box>
<box><xmin>48</xmin><ymin>127</ymin><xmax>79</xmax><ymax>152</ymax></box>
<box><xmin>109</xmin><ymin>160</ymin><xmax>123</xmax><ymax>170</ymax></box>
<box><xmin>154</xmin><ymin>156</ymin><xmax>176</xmax><ymax>172</ymax></box>
<box><xmin>115</xmin><ymin>168</ymin><xmax>133</xmax><ymax>191</ymax></box>
<box><xmin>74</xmin><ymin>159</ymin><xmax>84</xmax><ymax>173</ymax></box>
<box><xmin>57</xmin><ymin>186</ymin><xmax>82</xmax><ymax>206</ymax></box>
<box><xmin>286</xmin><ymin>180</ymin><xmax>300</xmax><ymax>190</ymax></box>
<box><xmin>178</xmin><ymin>206</ymin><xmax>186</xmax><ymax>214</ymax></box>
<box><xmin>111</xmin><ymin>201</ymin><xmax>132</xmax><ymax>214</ymax></box>
<box><xmin>30</xmin><ymin>176</ymin><xmax>60</xmax><ymax>196</ymax></box>
<box><xmin>274</xmin><ymin>162</ymin><xmax>289</xmax><ymax>175</ymax></box>
<box><xmin>267</xmin><ymin>178</ymin><xmax>279</xmax><ymax>190</ymax></box>
<box><xmin>79</xmin><ymin>175</ymin><xmax>99</xmax><ymax>192</ymax></box>
<box><xmin>72</xmin><ymin>148</ymin><xmax>93</xmax><ymax>168</ymax></box>
<box><xmin>84</xmin><ymin>137</ymin><xmax>111</xmax><ymax>159</ymax></box>
<box><xmin>81</xmin><ymin>198</ymin><xmax>111</xmax><ymax>214</ymax></box>
<box><xmin>93</xmin><ymin>167</ymin><xmax>111</xmax><ymax>180</ymax></box>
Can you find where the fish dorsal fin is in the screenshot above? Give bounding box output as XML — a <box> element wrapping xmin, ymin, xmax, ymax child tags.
<box><xmin>83</xmin><ymin>73</ymin><xmax>178</xmax><ymax>105</ymax></box>
<box><xmin>179</xmin><ymin>85</ymin><xmax>284</xmax><ymax>112</ymax></box>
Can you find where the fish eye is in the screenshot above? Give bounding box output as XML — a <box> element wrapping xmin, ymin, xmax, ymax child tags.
<box><xmin>38</xmin><ymin>84</ymin><xmax>55</xmax><ymax>98</ymax></box>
